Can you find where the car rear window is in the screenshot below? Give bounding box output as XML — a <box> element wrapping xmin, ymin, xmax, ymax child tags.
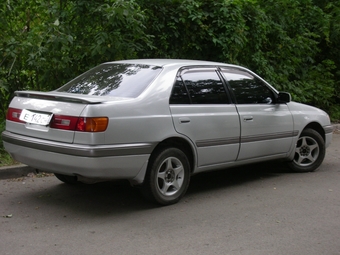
<box><xmin>57</xmin><ymin>63</ymin><xmax>163</xmax><ymax>98</ymax></box>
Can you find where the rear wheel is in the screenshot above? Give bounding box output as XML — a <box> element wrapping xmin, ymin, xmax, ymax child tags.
<box><xmin>54</xmin><ymin>173</ymin><xmax>78</xmax><ymax>184</ymax></box>
<box><xmin>288</xmin><ymin>128</ymin><xmax>325</xmax><ymax>172</ymax></box>
<box><xmin>142</xmin><ymin>147</ymin><xmax>190</xmax><ymax>205</ymax></box>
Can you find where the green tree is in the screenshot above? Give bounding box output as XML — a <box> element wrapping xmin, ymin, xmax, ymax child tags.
<box><xmin>1</xmin><ymin>0</ymin><xmax>339</xmax><ymax>133</ymax></box>
<box><xmin>0</xmin><ymin>0</ymin><xmax>151</xmax><ymax>116</ymax></box>
<box><xmin>139</xmin><ymin>0</ymin><xmax>338</xmax><ymax>117</ymax></box>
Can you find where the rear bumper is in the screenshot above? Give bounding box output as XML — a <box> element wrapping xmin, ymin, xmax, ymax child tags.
<box><xmin>2</xmin><ymin>131</ymin><xmax>155</xmax><ymax>183</ymax></box>
<box><xmin>2</xmin><ymin>131</ymin><xmax>155</xmax><ymax>157</ymax></box>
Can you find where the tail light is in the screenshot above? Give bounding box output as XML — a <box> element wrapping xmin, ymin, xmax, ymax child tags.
<box><xmin>76</xmin><ymin>117</ymin><xmax>109</xmax><ymax>132</ymax></box>
<box><xmin>6</xmin><ymin>108</ymin><xmax>108</xmax><ymax>132</ymax></box>
<box><xmin>50</xmin><ymin>115</ymin><xmax>79</xmax><ymax>130</ymax></box>
<box><xmin>50</xmin><ymin>115</ymin><xmax>109</xmax><ymax>132</ymax></box>
<box><xmin>6</xmin><ymin>108</ymin><xmax>25</xmax><ymax>123</ymax></box>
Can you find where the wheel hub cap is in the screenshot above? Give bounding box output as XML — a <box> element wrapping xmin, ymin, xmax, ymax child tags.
<box><xmin>165</xmin><ymin>170</ymin><xmax>175</xmax><ymax>183</ymax></box>
<box><xmin>300</xmin><ymin>145</ymin><xmax>310</xmax><ymax>156</ymax></box>
<box><xmin>293</xmin><ymin>135</ymin><xmax>319</xmax><ymax>167</ymax></box>
<box><xmin>156</xmin><ymin>156</ymin><xmax>185</xmax><ymax>196</ymax></box>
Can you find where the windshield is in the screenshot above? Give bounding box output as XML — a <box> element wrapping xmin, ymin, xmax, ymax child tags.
<box><xmin>57</xmin><ymin>63</ymin><xmax>163</xmax><ymax>98</ymax></box>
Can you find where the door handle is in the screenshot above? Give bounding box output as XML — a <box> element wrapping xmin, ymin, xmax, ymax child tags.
<box><xmin>179</xmin><ymin>117</ymin><xmax>190</xmax><ymax>124</ymax></box>
<box><xmin>243</xmin><ymin>116</ymin><xmax>253</xmax><ymax>121</ymax></box>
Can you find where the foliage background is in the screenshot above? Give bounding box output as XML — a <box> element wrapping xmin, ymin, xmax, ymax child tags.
<box><xmin>1</xmin><ymin>0</ymin><xmax>339</xmax><ymax>161</ymax></box>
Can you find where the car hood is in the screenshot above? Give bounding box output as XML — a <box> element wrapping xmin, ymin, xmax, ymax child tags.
<box><xmin>287</xmin><ymin>101</ymin><xmax>331</xmax><ymax>126</ymax></box>
<box><xmin>287</xmin><ymin>101</ymin><xmax>328</xmax><ymax>114</ymax></box>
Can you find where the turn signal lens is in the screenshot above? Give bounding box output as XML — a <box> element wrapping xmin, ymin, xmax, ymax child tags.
<box><xmin>76</xmin><ymin>117</ymin><xmax>108</xmax><ymax>132</ymax></box>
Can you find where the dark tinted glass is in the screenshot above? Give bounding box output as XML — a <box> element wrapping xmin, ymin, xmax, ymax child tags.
<box><xmin>181</xmin><ymin>70</ymin><xmax>229</xmax><ymax>104</ymax></box>
<box><xmin>57</xmin><ymin>63</ymin><xmax>162</xmax><ymax>98</ymax></box>
<box><xmin>222</xmin><ymin>68</ymin><xmax>275</xmax><ymax>104</ymax></box>
<box><xmin>170</xmin><ymin>77</ymin><xmax>191</xmax><ymax>104</ymax></box>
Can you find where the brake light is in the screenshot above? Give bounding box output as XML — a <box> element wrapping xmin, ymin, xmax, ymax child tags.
<box><xmin>50</xmin><ymin>115</ymin><xmax>79</xmax><ymax>130</ymax></box>
<box><xmin>6</xmin><ymin>108</ymin><xmax>25</xmax><ymax>123</ymax></box>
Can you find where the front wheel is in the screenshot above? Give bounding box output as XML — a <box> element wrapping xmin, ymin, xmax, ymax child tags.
<box><xmin>288</xmin><ymin>128</ymin><xmax>325</xmax><ymax>172</ymax></box>
<box><xmin>141</xmin><ymin>147</ymin><xmax>191</xmax><ymax>205</ymax></box>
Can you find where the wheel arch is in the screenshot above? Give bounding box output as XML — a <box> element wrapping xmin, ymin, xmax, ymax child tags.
<box><xmin>303</xmin><ymin>122</ymin><xmax>325</xmax><ymax>141</ymax></box>
<box><xmin>150</xmin><ymin>136</ymin><xmax>196</xmax><ymax>174</ymax></box>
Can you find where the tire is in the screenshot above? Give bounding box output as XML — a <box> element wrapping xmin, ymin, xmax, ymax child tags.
<box><xmin>141</xmin><ymin>147</ymin><xmax>191</xmax><ymax>205</ymax></box>
<box><xmin>54</xmin><ymin>173</ymin><xmax>78</xmax><ymax>184</ymax></box>
<box><xmin>288</xmin><ymin>128</ymin><xmax>325</xmax><ymax>172</ymax></box>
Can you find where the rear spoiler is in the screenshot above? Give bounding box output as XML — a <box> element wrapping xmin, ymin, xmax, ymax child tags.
<box><xmin>14</xmin><ymin>91</ymin><xmax>108</xmax><ymax>104</ymax></box>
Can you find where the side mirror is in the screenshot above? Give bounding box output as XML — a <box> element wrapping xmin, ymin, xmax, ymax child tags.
<box><xmin>277</xmin><ymin>92</ymin><xmax>291</xmax><ymax>103</ymax></box>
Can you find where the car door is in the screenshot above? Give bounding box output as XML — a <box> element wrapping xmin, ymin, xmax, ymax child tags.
<box><xmin>220</xmin><ymin>67</ymin><xmax>294</xmax><ymax>161</ymax></box>
<box><xmin>169</xmin><ymin>67</ymin><xmax>240</xmax><ymax>167</ymax></box>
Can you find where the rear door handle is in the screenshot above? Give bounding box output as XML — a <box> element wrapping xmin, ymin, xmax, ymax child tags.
<box><xmin>243</xmin><ymin>116</ymin><xmax>253</xmax><ymax>121</ymax></box>
<box><xmin>179</xmin><ymin>117</ymin><xmax>191</xmax><ymax>123</ymax></box>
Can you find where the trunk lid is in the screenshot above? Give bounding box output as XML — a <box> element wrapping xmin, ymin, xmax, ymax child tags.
<box><xmin>6</xmin><ymin>91</ymin><xmax>107</xmax><ymax>143</ymax></box>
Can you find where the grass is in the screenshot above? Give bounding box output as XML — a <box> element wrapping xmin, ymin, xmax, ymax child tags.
<box><xmin>0</xmin><ymin>149</ymin><xmax>18</xmax><ymax>167</ymax></box>
<box><xmin>0</xmin><ymin>119</ymin><xmax>17</xmax><ymax>167</ymax></box>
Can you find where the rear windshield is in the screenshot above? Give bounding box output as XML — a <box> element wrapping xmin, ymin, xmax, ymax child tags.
<box><xmin>57</xmin><ymin>63</ymin><xmax>163</xmax><ymax>98</ymax></box>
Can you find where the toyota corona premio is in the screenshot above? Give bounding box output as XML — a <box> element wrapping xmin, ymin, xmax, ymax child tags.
<box><xmin>2</xmin><ymin>59</ymin><xmax>333</xmax><ymax>205</ymax></box>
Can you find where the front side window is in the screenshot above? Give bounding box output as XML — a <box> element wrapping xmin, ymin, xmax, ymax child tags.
<box><xmin>221</xmin><ymin>68</ymin><xmax>275</xmax><ymax>104</ymax></box>
<box><xmin>170</xmin><ymin>69</ymin><xmax>229</xmax><ymax>104</ymax></box>
<box><xmin>57</xmin><ymin>63</ymin><xmax>163</xmax><ymax>98</ymax></box>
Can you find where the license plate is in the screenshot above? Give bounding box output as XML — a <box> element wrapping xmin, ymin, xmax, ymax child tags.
<box><xmin>19</xmin><ymin>109</ymin><xmax>53</xmax><ymax>126</ymax></box>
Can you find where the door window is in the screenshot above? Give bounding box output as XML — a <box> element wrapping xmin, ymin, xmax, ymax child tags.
<box><xmin>170</xmin><ymin>77</ymin><xmax>191</xmax><ymax>104</ymax></box>
<box><xmin>170</xmin><ymin>69</ymin><xmax>229</xmax><ymax>104</ymax></box>
<box><xmin>221</xmin><ymin>68</ymin><xmax>275</xmax><ymax>104</ymax></box>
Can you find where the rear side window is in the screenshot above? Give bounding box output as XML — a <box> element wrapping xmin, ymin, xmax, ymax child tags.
<box><xmin>170</xmin><ymin>77</ymin><xmax>191</xmax><ymax>104</ymax></box>
<box><xmin>57</xmin><ymin>63</ymin><xmax>163</xmax><ymax>98</ymax></box>
<box><xmin>170</xmin><ymin>69</ymin><xmax>229</xmax><ymax>104</ymax></box>
<box><xmin>221</xmin><ymin>68</ymin><xmax>275</xmax><ymax>104</ymax></box>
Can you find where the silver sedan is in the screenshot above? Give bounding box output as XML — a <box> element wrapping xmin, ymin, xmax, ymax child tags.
<box><xmin>2</xmin><ymin>59</ymin><xmax>333</xmax><ymax>205</ymax></box>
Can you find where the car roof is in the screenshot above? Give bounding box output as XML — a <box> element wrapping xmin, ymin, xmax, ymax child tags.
<box><xmin>105</xmin><ymin>59</ymin><xmax>238</xmax><ymax>68</ymax></box>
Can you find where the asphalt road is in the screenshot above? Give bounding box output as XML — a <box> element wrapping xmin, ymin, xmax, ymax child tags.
<box><xmin>1</xmin><ymin>133</ymin><xmax>339</xmax><ymax>255</ymax></box>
